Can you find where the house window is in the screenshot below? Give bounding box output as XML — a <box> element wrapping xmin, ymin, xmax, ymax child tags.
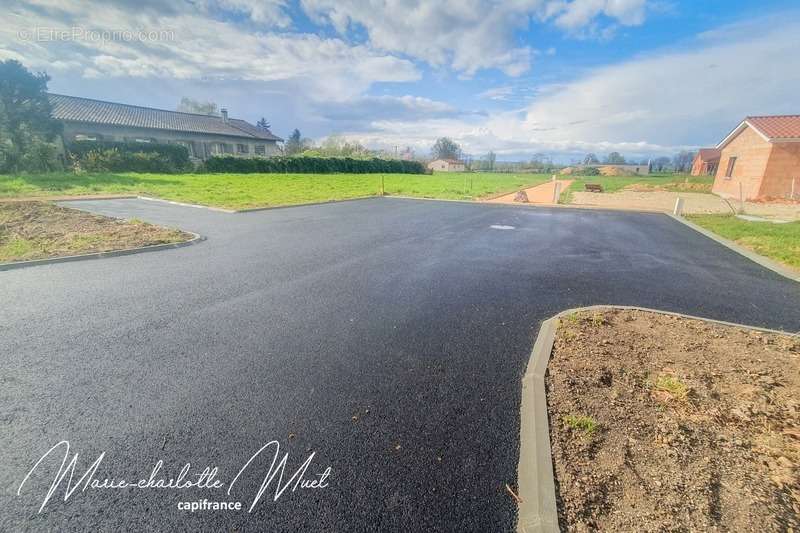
<box><xmin>254</xmin><ymin>144</ymin><xmax>266</xmax><ymax>155</ymax></box>
<box><xmin>75</xmin><ymin>134</ymin><xmax>98</xmax><ymax>141</ymax></box>
<box><xmin>222</xmin><ymin>143</ymin><xmax>234</xmax><ymax>154</ymax></box>
<box><xmin>724</xmin><ymin>156</ymin><xmax>737</xmax><ymax>179</ymax></box>
<box><xmin>236</xmin><ymin>143</ymin><xmax>249</xmax><ymax>154</ymax></box>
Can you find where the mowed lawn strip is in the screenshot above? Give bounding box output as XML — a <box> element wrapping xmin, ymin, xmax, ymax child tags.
<box><xmin>687</xmin><ymin>214</ymin><xmax>800</xmax><ymax>271</ymax></box>
<box><xmin>0</xmin><ymin>201</ymin><xmax>191</xmax><ymax>264</ymax></box>
<box><xmin>0</xmin><ymin>172</ymin><xmax>550</xmax><ymax>209</ymax></box>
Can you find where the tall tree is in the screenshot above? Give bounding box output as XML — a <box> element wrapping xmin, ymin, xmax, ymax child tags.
<box><xmin>285</xmin><ymin>128</ymin><xmax>303</xmax><ymax>155</ymax></box>
<box><xmin>672</xmin><ymin>150</ymin><xmax>695</xmax><ymax>172</ymax></box>
<box><xmin>605</xmin><ymin>152</ymin><xmax>626</xmax><ymax>164</ymax></box>
<box><xmin>486</xmin><ymin>150</ymin><xmax>496</xmax><ymax>171</ymax></box>
<box><xmin>0</xmin><ymin>60</ymin><xmax>62</xmax><ymax>173</ymax></box>
<box><xmin>176</xmin><ymin>97</ymin><xmax>218</xmax><ymax>116</ymax></box>
<box><xmin>583</xmin><ymin>153</ymin><xmax>599</xmax><ymax>165</ymax></box>
<box><xmin>256</xmin><ymin>117</ymin><xmax>270</xmax><ymax>131</ymax></box>
<box><xmin>431</xmin><ymin>137</ymin><xmax>461</xmax><ymax>161</ymax></box>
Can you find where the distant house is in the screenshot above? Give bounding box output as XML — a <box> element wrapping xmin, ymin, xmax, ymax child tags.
<box><xmin>712</xmin><ymin>115</ymin><xmax>800</xmax><ymax>200</ymax></box>
<box><xmin>427</xmin><ymin>159</ymin><xmax>466</xmax><ymax>172</ymax></box>
<box><xmin>48</xmin><ymin>94</ymin><xmax>283</xmax><ymax>161</ymax></box>
<box><xmin>690</xmin><ymin>149</ymin><xmax>721</xmax><ymax>176</ymax></box>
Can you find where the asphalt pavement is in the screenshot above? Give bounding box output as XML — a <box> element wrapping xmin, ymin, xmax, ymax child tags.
<box><xmin>2</xmin><ymin>197</ymin><xmax>799</xmax><ymax>531</ymax></box>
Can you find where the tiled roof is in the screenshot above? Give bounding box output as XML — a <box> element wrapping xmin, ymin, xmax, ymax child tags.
<box><xmin>696</xmin><ymin>148</ymin><xmax>721</xmax><ymax>161</ymax></box>
<box><xmin>48</xmin><ymin>94</ymin><xmax>283</xmax><ymax>142</ymax></box>
<box><xmin>746</xmin><ymin>115</ymin><xmax>800</xmax><ymax>140</ymax></box>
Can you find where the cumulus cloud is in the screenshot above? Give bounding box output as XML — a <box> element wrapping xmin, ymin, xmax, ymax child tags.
<box><xmin>1</xmin><ymin>0</ymin><xmax>418</xmax><ymax>101</ymax></box>
<box><xmin>300</xmin><ymin>0</ymin><xmax>652</xmax><ymax>76</ymax></box>
<box><xmin>336</xmin><ymin>16</ymin><xmax>800</xmax><ymax>160</ymax></box>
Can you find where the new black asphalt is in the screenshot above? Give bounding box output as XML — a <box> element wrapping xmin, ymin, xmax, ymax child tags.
<box><xmin>2</xmin><ymin>197</ymin><xmax>799</xmax><ymax>532</ymax></box>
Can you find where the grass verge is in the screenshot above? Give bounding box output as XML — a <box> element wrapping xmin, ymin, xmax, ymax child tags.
<box><xmin>0</xmin><ymin>172</ymin><xmax>550</xmax><ymax>210</ymax></box>
<box><xmin>687</xmin><ymin>214</ymin><xmax>800</xmax><ymax>271</ymax></box>
<box><xmin>559</xmin><ymin>173</ymin><xmax>714</xmax><ymax>204</ymax></box>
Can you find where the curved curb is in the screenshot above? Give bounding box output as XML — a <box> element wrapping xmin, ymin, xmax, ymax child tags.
<box><xmin>516</xmin><ymin>305</ymin><xmax>797</xmax><ymax>533</ymax></box>
<box><xmin>0</xmin><ymin>232</ymin><xmax>206</xmax><ymax>272</ymax></box>
<box><xmin>667</xmin><ymin>214</ymin><xmax>799</xmax><ymax>283</ymax></box>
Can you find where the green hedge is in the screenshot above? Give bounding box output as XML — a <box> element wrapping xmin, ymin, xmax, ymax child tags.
<box><xmin>204</xmin><ymin>156</ymin><xmax>426</xmax><ymax>174</ymax></box>
<box><xmin>67</xmin><ymin>141</ymin><xmax>191</xmax><ymax>173</ymax></box>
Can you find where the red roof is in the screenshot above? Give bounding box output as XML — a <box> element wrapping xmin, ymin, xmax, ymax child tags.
<box><xmin>696</xmin><ymin>148</ymin><xmax>720</xmax><ymax>162</ymax></box>
<box><xmin>746</xmin><ymin>115</ymin><xmax>800</xmax><ymax>140</ymax></box>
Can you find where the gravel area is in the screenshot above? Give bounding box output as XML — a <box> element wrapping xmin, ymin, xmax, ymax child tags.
<box><xmin>570</xmin><ymin>191</ymin><xmax>800</xmax><ymax>220</ymax></box>
<box><xmin>547</xmin><ymin>309</ymin><xmax>800</xmax><ymax>532</ymax></box>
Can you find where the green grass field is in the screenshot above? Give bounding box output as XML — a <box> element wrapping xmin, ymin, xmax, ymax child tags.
<box><xmin>687</xmin><ymin>214</ymin><xmax>800</xmax><ymax>271</ymax></box>
<box><xmin>0</xmin><ymin>171</ymin><xmax>549</xmax><ymax>209</ymax></box>
<box><xmin>560</xmin><ymin>173</ymin><xmax>714</xmax><ymax>203</ymax></box>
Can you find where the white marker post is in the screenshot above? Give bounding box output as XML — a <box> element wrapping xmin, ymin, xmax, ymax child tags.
<box><xmin>553</xmin><ymin>181</ymin><xmax>562</xmax><ymax>204</ymax></box>
<box><xmin>673</xmin><ymin>197</ymin><xmax>684</xmax><ymax>216</ymax></box>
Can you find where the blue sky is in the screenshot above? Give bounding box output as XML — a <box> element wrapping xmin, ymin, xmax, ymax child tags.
<box><xmin>3</xmin><ymin>0</ymin><xmax>800</xmax><ymax>161</ymax></box>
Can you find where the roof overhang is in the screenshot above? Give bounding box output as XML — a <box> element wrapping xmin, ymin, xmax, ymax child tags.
<box><xmin>716</xmin><ymin>119</ymin><xmax>800</xmax><ymax>149</ymax></box>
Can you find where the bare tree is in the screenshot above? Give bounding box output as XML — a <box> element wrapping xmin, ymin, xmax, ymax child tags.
<box><xmin>431</xmin><ymin>137</ymin><xmax>462</xmax><ymax>160</ymax></box>
<box><xmin>177</xmin><ymin>97</ymin><xmax>218</xmax><ymax>116</ymax></box>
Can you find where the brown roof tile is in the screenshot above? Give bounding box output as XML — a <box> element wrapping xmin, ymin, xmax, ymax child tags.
<box><xmin>746</xmin><ymin>115</ymin><xmax>800</xmax><ymax>140</ymax></box>
<box><xmin>48</xmin><ymin>94</ymin><xmax>283</xmax><ymax>142</ymax></box>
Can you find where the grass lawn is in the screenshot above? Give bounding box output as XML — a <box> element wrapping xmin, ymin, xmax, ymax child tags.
<box><xmin>560</xmin><ymin>173</ymin><xmax>714</xmax><ymax>203</ymax></box>
<box><xmin>0</xmin><ymin>171</ymin><xmax>550</xmax><ymax>209</ymax></box>
<box><xmin>0</xmin><ymin>202</ymin><xmax>190</xmax><ymax>263</ymax></box>
<box><xmin>687</xmin><ymin>214</ymin><xmax>800</xmax><ymax>271</ymax></box>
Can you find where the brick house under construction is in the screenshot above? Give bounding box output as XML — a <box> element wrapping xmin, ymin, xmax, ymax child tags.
<box><xmin>712</xmin><ymin>115</ymin><xmax>800</xmax><ymax>201</ymax></box>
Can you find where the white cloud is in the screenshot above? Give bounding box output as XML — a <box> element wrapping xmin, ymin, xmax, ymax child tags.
<box><xmin>1</xmin><ymin>0</ymin><xmax>419</xmax><ymax>101</ymax></box>
<box><xmin>478</xmin><ymin>86</ymin><xmax>515</xmax><ymax>101</ymax></box>
<box><xmin>300</xmin><ymin>0</ymin><xmax>652</xmax><ymax>76</ymax></box>
<box><xmin>336</xmin><ymin>16</ymin><xmax>800</xmax><ymax>160</ymax></box>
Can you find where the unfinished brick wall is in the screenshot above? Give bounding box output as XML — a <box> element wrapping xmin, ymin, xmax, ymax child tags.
<box><xmin>712</xmin><ymin>126</ymin><xmax>773</xmax><ymax>200</ymax></box>
<box><xmin>761</xmin><ymin>142</ymin><xmax>800</xmax><ymax>199</ymax></box>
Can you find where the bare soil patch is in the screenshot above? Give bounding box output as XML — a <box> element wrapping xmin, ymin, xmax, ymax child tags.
<box><xmin>0</xmin><ymin>201</ymin><xmax>191</xmax><ymax>263</ymax></box>
<box><xmin>547</xmin><ymin>309</ymin><xmax>800</xmax><ymax>532</ymax></box>
<box><xmin>485</xmin><ymin>180</ymin><xmax>573</xmax><ymax>204</ymax></box>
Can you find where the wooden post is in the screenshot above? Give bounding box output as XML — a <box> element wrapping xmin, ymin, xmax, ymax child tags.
<box><xmin>739</xmin><ymin>182</ymin><xmax>744</xmax><ymax>213</ymax></box>
<box><xmin>792</xmin><ymin>177</ymin><xmax>796</xmax><ymax>200</ymax></box>
<box><xmin>380</xmin><ymin>175</ymin><xmax>385</xmax><ymax>196</ymax></box>
<box><xmin>552</xmin><ymin>181</ymin><xmax>561</xmax><ymax>203</ymax></box>
<box><xmin>464</xmin><ymin>175</ymin><xmax>468</xmax><ymax>196</ymax></box>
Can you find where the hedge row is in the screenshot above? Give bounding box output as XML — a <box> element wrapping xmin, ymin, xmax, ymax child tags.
<box><xmin>204</xmin><ymin>156</ymin><xmax>426</xmax><ymax>174</ymax></box>
<box><xmin>67</xmin><ymin>141</ymin><xmax>191</xmax><ymax>173</ymax></box>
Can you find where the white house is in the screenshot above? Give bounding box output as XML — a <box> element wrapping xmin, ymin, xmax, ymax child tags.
<box><xmin>427</xmin><ymin>159</ymin><xmax>466</xmax><ymax>172</ymax></box>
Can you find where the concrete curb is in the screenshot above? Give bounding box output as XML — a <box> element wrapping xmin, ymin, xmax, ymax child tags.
<box><xmin>235</xmin><ymin>195</ymin><xmax>380</xmax><ymax>213</ymax></box>
<box><xmin>137</xmin><ymin>196</ymin><xmax>237</xmax><ymax>213</ymax></box>
<box><xmin>388</xmin><ymin>195</ymin><xmax>664</xmax><ymax>215</ymax></box>
<box><xmin>0</xmin><ymin>232</ymin><xmax>206</xmax><ymax>272</ymax></box>
<box><xmin>668</xmin><ymin>214</ymin><xmax>800</xmax><ymax>283</ymax></box>
<box><xmin>516</xmin><ymin>305</ymin><xmax>798</xmax><ymax>533</ymax></box>
<box><xmin>0</xmin><ymin>194</ymin><xmax>139</xmax><ymax>203</ymax></box>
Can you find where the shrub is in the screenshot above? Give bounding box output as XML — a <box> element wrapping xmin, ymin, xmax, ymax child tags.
<box><xmin>204</xmin><ymin>156</ymin><xmax>426</xmax><ymax>174</ymax></box>
<box><xmin>581</xmin><ymin>166</ymin><xmax>601</xmax><ymax>176</ymax></box>
<box><xmin>67</xmin><ymin>141</ymin><xmax>191</xmax><ymax>173</ymax></box>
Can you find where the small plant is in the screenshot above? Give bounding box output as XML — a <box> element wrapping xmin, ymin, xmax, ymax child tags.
<box><xmin>653</xmin><ymin>375</ymin><xmax>689</xmax><ymax>401</ymax></box>
<box><xmin>590</xmin><ymin>312</ymin><xmax>606</xmax><ymax>327</ymax></box>
<box><xmin>563</xmin><ymin>414</ymin><xmax>598</xmax><ymax>436</ymax></box>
